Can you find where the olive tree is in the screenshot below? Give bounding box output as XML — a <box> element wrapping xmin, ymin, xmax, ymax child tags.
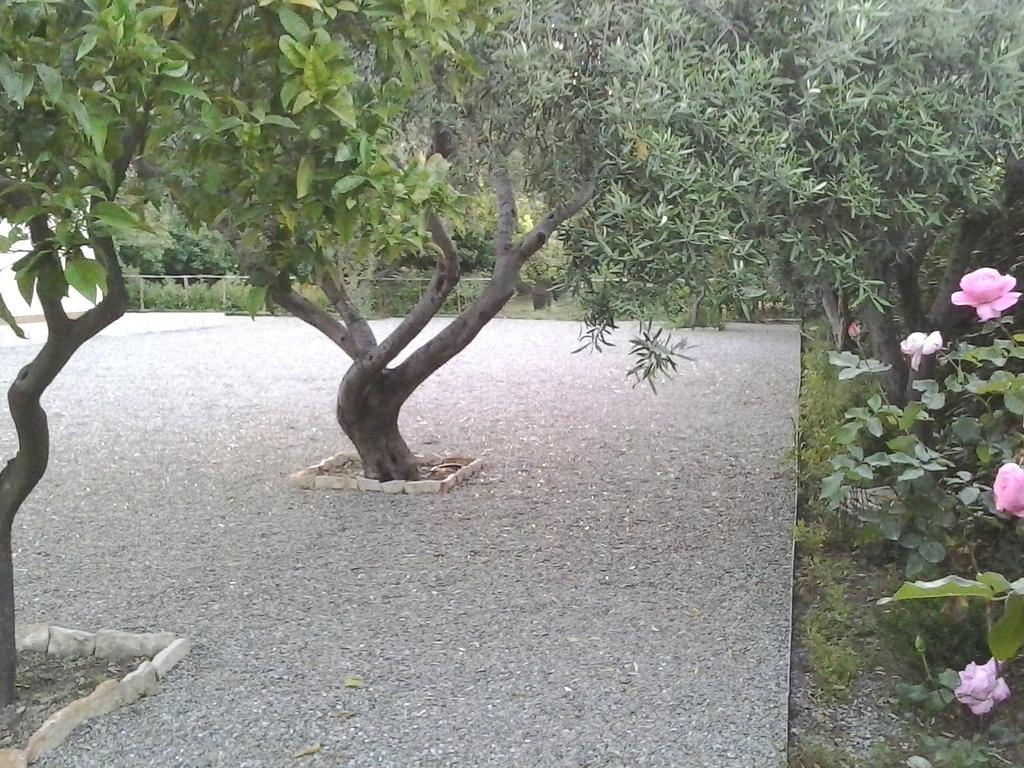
<box><xmin>526</xmin><ymin>0</ymin><xmax>1023</xmax><ymax>403</ymax></box>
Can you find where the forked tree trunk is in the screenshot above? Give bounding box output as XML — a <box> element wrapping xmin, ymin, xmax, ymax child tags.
<box><xmin>336</xmin><ymin>368</ymin><xmax>419</xmax><ymax>481</ymax></box>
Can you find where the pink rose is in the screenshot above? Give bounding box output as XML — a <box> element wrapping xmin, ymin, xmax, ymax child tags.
<box><xmin>955</xmin><ymin>658</ymin><xmax>1011</xmax><ymax>715</ymax></box>
<box><xmin>951</xmin><ymin>268</ymin><xmax>1021</xmax><ymax>321</ymax></box>
<box><xmin>848</xmin><ymin>321</ymin><xmax>860</xmax><ymax>339</ymax></box>
<box><xmin>993</xmin><ymin>462</ymin><xmax>1024</xmax><ymax>519</ymax></box>
<box><xmin>900</xmin><ymin>331</ymin><xmax>942</xmax><ymax>371</ymax></box>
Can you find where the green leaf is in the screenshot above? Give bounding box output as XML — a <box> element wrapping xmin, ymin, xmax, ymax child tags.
<box><xmin>286</xmin><ymin>0</ymin><xmax>323</xmax><ymax>9</ymax></box>
<box><xmin>977</xmin><ymin>572</ymin><xmax>1012</xmax><ymax>594</ymax></box>
<box><xmin>296</xmin><ymin>155</ymin><xmax>315</xmax><ymax>199</ymax></box>
<box><xmin>0</xmin><ymin>59</ymin><xmax>34</xmax><ymax>106</ymax></box>
<box><xmin>325</xmin><ymin>92</ymin><xmax>356</xmax><ymax>128</ymax></box>
<box><xmin>302</xmin><ymin>47</ymin><xmax>331</xmax><ymax>95</ymax></box>
<box><xmin>63</xmin><ymin>255</ymin><xmax>106</xmax><ymax>303</ymax></box>
<box><xmin>937</xmin><ymin>669</ymin><xmax>961</xmax><ymax>690</ymax></box>
<box><xmin>280</xmin><ymin>79</ymin><xmax>301</xmax><ymax>110</ymax></box>
<box><xmin>277</xmin><ymin>7</ymin><xmax>310</xmax><ymax>39</ymax></box>
<box><xmin>957</xmin><ymin>486</ymin><xmax>980</xmax><ymax>505</ymax></box>
<box><xmin>15</xmin><ymin>268</ymin><xmax>36</xmax><ymax>306</ymax></box>
<box><xmin>342</xmin><ymin>674</ymin><xmax>364</xmax><ymax>688</ymax></box>
<box><xmin>884</xmin><ymin>576</ymin><xmax>995</xmax><ymax>603</ymax></box>
<box><xmin>896</xmin><ymin>467</ymin><xmax>924</xmax><ymax>482</ymax></box>
<box><xmin>0</xmin><ymin>295</ymin><xmax>25</xmax><ymax>339</ymax></box>
<box><xmin>917</xmin><ymin>541</ymin><xmax>945</xmax><ymax>564</ymax></box>
<box><xmin>1005</xmin><ymin>390</ymin><xmax>1024</xmax><ymax>415</ymax></box>
<box><xmin>245</xmin><ymin>285</ymin><xmax>267</xmax><ymax>316</ymax></box>
<box><xmin>159</xmin><ymin>81</ymin><xmax>211</xmax><ymax>104</ymax></box>
<box><xmin>92</xmin><ymin>202</ymin><xmax>147</xmax><ymax>235</ymax></box>
<box><xmin>332</xmin><ymin>176</ymin><xmax>366</xmax><ymax>196</ymax></box>
<box><xmin>76</xmin><ymin>32</ymin><xmax>99</xmax><ymax>62</ymax></box>
<box><xmin>291</xmin><ymin>90</ymin><xmax>315</xmax><ymax>114</ymax></box>
<box><xmin>34</xmin><ymin>64</ymin><xmax>63</xmax><ymax>102</ymax></box>
<box><xmin>989</xmin><ymin>594</ymin><xmax>1024</xmax><ymax>661</ymax></box>
<box><xmin>262</xmin><ymin>114</ymin><xmax>300</xmax><ymax>130</ymax></box>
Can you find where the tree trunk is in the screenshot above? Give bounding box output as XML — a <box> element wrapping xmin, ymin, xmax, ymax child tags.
<box><xmin>862</xmin><ymin>300</ymin><xmax>908</xmax><ymax>405</ymax></box>
<box><xmin>336</xmin><ymin>368</ymin><xmax>420</xmax><ymax>481</ymax></box>
<box><xmin>0</xmin><ymin>527</ymin><xmax>14</xmax><ymax>705</ymax></box>
<box><xmin>819</xmin><ymin>281</ymin><xmax>846</xmax><ymax>351</ymax></box>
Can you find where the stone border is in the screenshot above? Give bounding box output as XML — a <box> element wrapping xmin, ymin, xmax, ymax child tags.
<box><xmin>0</xmin><ymin>624</ymin><xmax>191</xmax><ymax>766</ymax></box>
<box><xmin>288</xmin><ymin>452</ymin><xmax>483</xmax><ymax>495</ymax></box>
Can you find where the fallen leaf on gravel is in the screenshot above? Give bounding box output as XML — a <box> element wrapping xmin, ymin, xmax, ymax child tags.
<box><xmin>333</xmin><ymin>710</ymin><xmax>356</xmax><ymax>719</ymax></box>
<box><xmin>292</xmin><ymin>743</ymin><xmax>321</xmax><ymax>759</ymax></box>
<box><xmin>343</xmin><ymin>674</ymin><xmax>364</xmax><ymax>688</ymax></box>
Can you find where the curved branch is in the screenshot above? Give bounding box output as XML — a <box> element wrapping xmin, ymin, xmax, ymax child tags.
<box><xmin>319</xmin><ymin>271</ymin><xmax>376</xmax><ymax>353</ymax></box>
<box><xmin>371</xmin><ymin>211</ymin><xmax>461</xmax><ymax>370</ymax></box>
<box><xmin>516</xmin><ymin>173</ymin><xmax>597</xmax><ymax>263</ymax></box>
<box><xmin>492</xmin><ymin>168</ymin><xmax>517</xmax><ymax>260</ymax></box>
<box><xmin>270</xmin><ymin>284</ymin><xmax>362</xmax><ymax>358</ymax></box>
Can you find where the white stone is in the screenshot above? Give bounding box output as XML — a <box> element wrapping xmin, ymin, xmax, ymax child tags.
<box><xmin>120</xmin><ymin>660</ymin><xmax>160</xmax><ymax>702</ymax></box>
<box><xmin>14</xmin><ymin>623</ymin><xmax>49</xmax><ymax>652</ymax></box>
<box><xmin>458</xmin><ymin>459</ymin><xmax>484</xmax><ymax>480</ymax></box>
<box><xmin>26</xmin><ymin>680</ymin><xmax>123</xmax><ymax>762</ymax></box>
<box><xmin>314</xmin><ymin>475</ymin><xmax>357</xmax><ymax>490</ymax></box>
<box><xmin>94</xmin><ymin>630</ymin><xmax>176</xmax><ymax>659</ymax></box>
<box><xmin>404</xmin><ymin>480</ymin><xmax>443</xmax><ymax>495</ymax></box>
<box><xmin>47</xmin><ymin>626</ymin><xmax>96</xmax><ymax>656</ymax></box>
<box><xmin>356</xmin><ymin>476</ymin><xmax>381</xmax><ymax>492</ymax></box>
<box><xmin>288</xmin><ymin>471</ymin><xmax>316</xmax><ymax>490</ymax></box>
<box><xmin>152</xmin><ymin>638</ymin><xmax>191</xmax><ymax>679</ymax></box>
<box><xmin>380</xmin><ymin>480</ymin><xmax>406</xmax><ymax>494</ymax></box>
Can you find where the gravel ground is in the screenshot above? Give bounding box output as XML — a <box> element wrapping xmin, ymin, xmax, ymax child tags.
<box><xmin>0</xmin><ymin>316</ymin><xmax>799</xmax><ymax>768</ymax></box>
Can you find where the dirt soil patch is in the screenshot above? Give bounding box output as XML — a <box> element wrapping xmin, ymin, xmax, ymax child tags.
<box><xmin>0</xmin><ymin>651</ymin><xmax>141</xmax><ymax>750</ymax></box>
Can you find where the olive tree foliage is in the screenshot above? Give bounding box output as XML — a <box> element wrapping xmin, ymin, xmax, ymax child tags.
<box><xmin>0</xmin><ymin>0</ymin><xmax>193</xmax><ymax>705</ymax></box>
<box><xmin>492</xmin><ymin>0</ymin><xmax>1023</xmax><ymax>398</ymax></box>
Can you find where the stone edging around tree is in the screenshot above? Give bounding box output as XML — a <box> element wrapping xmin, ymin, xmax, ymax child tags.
<box><xmin>0</xmin><ymin>624</ymin><xmax>191</xmax><ymax>767</ymax></box>
<box><xmin>288</xmin><ymin>452</ymin><xmax>483</xmax><ymax>495</ymax></box>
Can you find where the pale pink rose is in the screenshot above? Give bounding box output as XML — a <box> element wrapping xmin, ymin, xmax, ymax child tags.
<box><xmin>951</xmin><ymin>268</ymin><xmax>1021</xmax><ymax>321</ymax></box>
<box><xmin>993</xmin><ymin>462</ymin><xmax>1024</xmax><ymax>519</ymax></box>
<box><xmin>955</xmin><ymin>658</ymin><xmax>1011</xmax><ymax>715</ymax></box>
<box><xmin>848</xmin><ymin>321</ymin><xmax>860</xmax><ymax>339</ymax></box>
<box><xmin>900</xmin><ymin>331</ymin><xmax>943</xmax><ymax>371</ymax></box>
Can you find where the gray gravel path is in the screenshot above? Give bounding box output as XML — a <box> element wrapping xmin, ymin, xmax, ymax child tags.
<box><xmin>0</xmin><ymin>317</ymin><xmax>799</xmax><ymax>767</ymax></box>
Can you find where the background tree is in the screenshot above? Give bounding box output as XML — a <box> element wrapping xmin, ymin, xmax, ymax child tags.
<box><xmin>512</xmin><ymin>0</ymin><xmax>1023</xmax><ymax>403</ymax></box>
<box><xmin>0</xmin><ymin>0</ymin><xmax>193</xmax><ymax>704</ymax></box>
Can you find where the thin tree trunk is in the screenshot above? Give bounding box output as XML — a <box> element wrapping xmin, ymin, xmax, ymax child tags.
<box><xmin>0</xmin><ymin>527</ymin><xmax>15</xmax><ymax>705</ymax></box>
<box><xmin>861</xmin><ymin>300</ymin><xmax>908</xmax><ymax>405</ymax></box>
<box><xmin>819</xmin><ymin>281</ymin><xmax>846</xmax><ymax>351</ymax></box>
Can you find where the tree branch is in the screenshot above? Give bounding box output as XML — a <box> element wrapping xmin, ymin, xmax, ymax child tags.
<box><xmin>318</xmin><ymin>271</ymin><xmax>376</xmax><ymax>352</ymax></box>
<box><xmin>390</xmin><ymin>174</ymin><xmax>597</xmax><ymax>397</ymax></box>
<box><xmin>270</xmin><ymin>284</ymin><xmax>363</xmax><ymax>358</ymax></box>
<box><xmin>371</xmin><ymin>211</ymin><xmax>461</xmax><ymax>370</ymax></box>
<box><xmin>516</xmin><ymin>173</ymin><xmax>597</xmax><ymax>263</ymax></box>
<box><xmin>492</xmin><ymin>168</ymin><xmax>517</xmax><ymax>261</ymax></box>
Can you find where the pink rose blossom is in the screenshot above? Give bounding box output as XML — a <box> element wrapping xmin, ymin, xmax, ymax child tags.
<box><xmin>899</xmin><ymin>331</ymin><xmax>942</xmax><ymax>371</ymax></box>
<box><xmin>955</xmin><ymin>658</ymin><xmax>1011</xmax><ymax>715</ymax></box>
<box><xmin>993</xmin><ymin>462</ymin><xmax>1024</xmax><ymax>519</ymax></box>
<box><xmin>848</xmin><ymin>321</ymin><xmax>860</xmax><ymax>339</ymax></box>
<box><xmin>951</xmin><ymin>268</ymin><xmax>1021</xmax><ymax>321</ymax></box>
